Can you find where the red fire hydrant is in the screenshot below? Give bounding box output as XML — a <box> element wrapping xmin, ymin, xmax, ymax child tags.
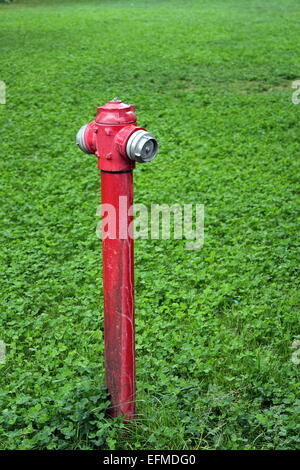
<box><xmin>76</xmin><ymin>99</ymin><xmax>158</xmax><ymax>419</ymax></box>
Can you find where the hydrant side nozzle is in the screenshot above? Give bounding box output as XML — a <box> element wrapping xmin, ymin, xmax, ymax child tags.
<box><xmin>76</xmin><ymin>122</ymin><xmax>97</xmax><ymax>155</ymax></box>
<box><xmin>115</xmin><ymin>126</ymin><xmax>158</xmax><ymax>163</ymax></box>
<box><xmin>114</xmin><ymin>125</ymin><xmax>144</xmax><ymax>158</ymax></box>
<box><xmin>126</xmin><ymin>130</ymin><xmax>158</xmax><ymax>163</ymax></box>
<box><xmin>76</xmin><ymin>124</ymin><xmax>91</xmax><ymax>154</ymax></box>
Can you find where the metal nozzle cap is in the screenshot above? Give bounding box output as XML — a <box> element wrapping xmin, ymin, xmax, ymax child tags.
<box><xmin>76</xmin><ymin>124</ymin><xmax>92</xmax><ymax>154</ymax></box>
<box><xmin>126</xmin><ymin>130</ymin><xmax>158</xmax><ymax>163</ymax></box>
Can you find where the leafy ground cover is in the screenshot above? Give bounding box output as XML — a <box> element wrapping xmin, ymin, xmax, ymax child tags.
<box><xmin>0</xmin><ymin>0</ymin><xmax>299</xmax><ymax>450</ymax></box>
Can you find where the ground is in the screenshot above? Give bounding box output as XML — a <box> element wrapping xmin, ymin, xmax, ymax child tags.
<box><xmin>0</xmin><ymin>0</ymin><xmax>299</xmax><ymax>450</ymax></box>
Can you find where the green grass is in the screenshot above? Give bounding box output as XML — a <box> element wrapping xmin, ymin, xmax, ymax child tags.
<box><xmin>0</xmin><ymin>0</ymin><xmax>300</xmax><ymax>450</ymax></box>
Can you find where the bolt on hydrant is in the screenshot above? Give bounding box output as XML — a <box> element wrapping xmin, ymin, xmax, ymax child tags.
<box><xmin>76</xmin><ymin>98</ymin><xmax>158</xmax><ymax>419</ymax></box>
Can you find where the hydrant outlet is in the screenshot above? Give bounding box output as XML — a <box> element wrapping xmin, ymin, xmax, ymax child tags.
<box><xmin>76</xmin><ymin>124</ymin><xmax>92</xmax><ymax>154</ymax></box>
<box><xmin>126</xmin><ymin>129</ymin><xmax>158</xmax><ymax>163</ymax></box>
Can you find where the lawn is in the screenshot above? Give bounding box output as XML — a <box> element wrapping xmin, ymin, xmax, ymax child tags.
<box><xmin>0</xmin><ymin>0</ymin><xmax>299</xmax><ymax>450</ymax></box>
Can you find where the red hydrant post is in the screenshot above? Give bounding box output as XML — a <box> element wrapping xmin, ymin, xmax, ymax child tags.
<box><xmin>76</xmin><ymin>99</ymin><xmax>158</xmax><ymax>419</ymax></box>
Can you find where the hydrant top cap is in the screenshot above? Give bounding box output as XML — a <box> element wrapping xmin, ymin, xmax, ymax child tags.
<box><xmin>96</xmin><ymin>99</ymin><xmax>136</xmax><ymax>125</ymax></box>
